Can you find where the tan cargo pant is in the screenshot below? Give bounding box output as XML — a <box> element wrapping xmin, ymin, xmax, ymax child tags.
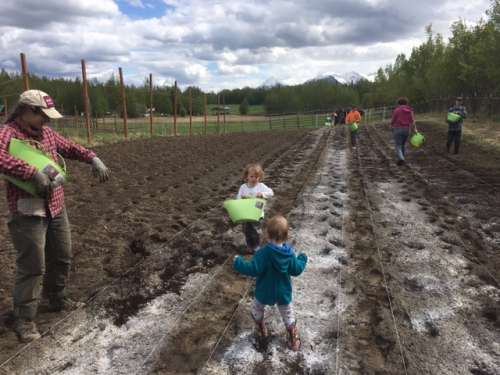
<box><xmin>8</xmin><ymin>209</ymin><xmax>72</xmax><ymax>320</ymax></box>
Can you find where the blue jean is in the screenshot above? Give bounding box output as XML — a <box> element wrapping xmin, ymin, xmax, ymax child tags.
<box><xmin>392</xmin><ymin>128</ymin><xmax>410</xmax><ymax>161</ymax></box>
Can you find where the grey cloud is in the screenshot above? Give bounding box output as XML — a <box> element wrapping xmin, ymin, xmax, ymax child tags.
<box><xmin>0</xmin><ymin>0</ymin><xmax>118</xmax><ymax>30</ymax></box>
<box><xmin>175</xmin><ymin>0</ymin><xmax>445</xmax><ymax>50</ymax></box>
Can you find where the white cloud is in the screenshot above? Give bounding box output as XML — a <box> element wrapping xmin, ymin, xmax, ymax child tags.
<box><xmin>0</xmin><ymin>0</ymin><xmax>492</xmax><ymax>91</ymax></box>
<box><xmin>126</xmin><ymin>0</ymin><xmax>145</xmax><ymax>8</ymax></box>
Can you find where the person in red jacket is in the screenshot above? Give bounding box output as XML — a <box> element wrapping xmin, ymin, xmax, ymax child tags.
<box><xmin>345</xmin><ymin>106</ymin><xmax>362</xmax><ymax>148</ymax></box>
<box><xmin>0</xmin><ymin>90</ymin><xmax>110</xmax><ymax>342</ymax></box>
<box><xmin>391</xmin><ymin>97</ymin><xmax>416</xmax><ymax>165</ymax></box>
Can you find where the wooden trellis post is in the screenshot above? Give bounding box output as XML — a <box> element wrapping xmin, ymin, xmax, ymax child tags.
<box><xmin>81</xmin><ymin>59</ymin><xmax>92</xmax><ymax>144</ymax></box>
<box><xmin>216</xmin><ymin>95</ymin><xmax>220</xmax><ymax>134</ymax></box>
<box><xmin>204</xmin><ymin>94</ymin><xmax>207</xmax><ymax>135</ymax></box>
<box><xmin>173</xmin><ymin>80</ymin><xmax>178</xmax><ymax>136</ymax></box>
<box><xmin>189</xmin><ymin>88</ymin><xmax>193</xmax><ymax>136</ymax></box>
<box><xmin>20</xmin><ymin>53</ymin><xmax>29</xmax><ymax>91</ymax></box>
<box><xmin>222</xmin><ymin>95</ymin><xmax>226</xmax><ymax>134</ymax></box>
<box><xmin>149</xmin><ymin>73</ymin><xmax>153</xmax><ymax>137</ymax></box>
<box><xmin>119</xmin><ymin>67</ymin><xmax>128</xmax><ymax>139</ymax></box>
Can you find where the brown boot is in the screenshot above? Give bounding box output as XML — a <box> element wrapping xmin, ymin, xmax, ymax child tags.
<box><xmin>254</xmin><ymin>318</ymin><xmax>268</xmax><ymax>339</ymax></box>
<box><xmin>13</xmin><ymin>318</ymin><xmax>41</xmax><ymax>343</ymax></box>
<box><xmin>287</xmin><ymin>321</ymin><xmax>301</xmax><ymax>351</ymax></box>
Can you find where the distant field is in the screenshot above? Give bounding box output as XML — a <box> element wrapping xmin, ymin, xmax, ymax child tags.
<box><xmin>207</xmin><ymin>104</ymin><xmax>266</xmax><ymax>115</ymax></box>
<box><xmin>50</xmin><ymin>111</ymin><xmax>325</xmax><ymax>145</ymax></box>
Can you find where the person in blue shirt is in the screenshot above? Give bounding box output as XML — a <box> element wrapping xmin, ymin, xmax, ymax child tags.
<box><xmin>446</xmin><ymin>97</ymin><xmax>467</xmax><ymax>154</ymax></box>
<box><xmin>233</xmin><ymin>215</ymin><xmax>307</xmax><ymax>351</ymax></box>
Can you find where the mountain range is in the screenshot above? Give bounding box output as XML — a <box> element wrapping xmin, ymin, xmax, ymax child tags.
<box><xmin>260</xmin><ymin>71</ymin><xmax>373</xmax><ymax>88</ymax></box>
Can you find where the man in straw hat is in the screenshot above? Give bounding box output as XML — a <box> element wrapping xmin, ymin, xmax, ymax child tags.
<box><xmin>0</xmin><ymin>89</ymin><xmax>110</xmax><ymax>342</ymax></box>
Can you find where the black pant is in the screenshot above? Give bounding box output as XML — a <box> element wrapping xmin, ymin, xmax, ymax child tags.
<box><xmin>350</xmin><ymin>130</ymin><xmax>358</xmax><ymax>147</ymax></box>
<box><xmin>243</xmin><ymin>222</ymin><xmax>260</xmax><ymax>249</ymax></box>
<box><xmin>447</xmin><ymin>129</ymin><xmax>462</xmax><ymax>154</ymax></box>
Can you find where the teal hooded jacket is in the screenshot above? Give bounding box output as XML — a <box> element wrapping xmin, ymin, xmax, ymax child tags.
<box><xmin>234</xmin><ymin>242</ymin><xmax>308</xmax><ymax>305</ymax></box>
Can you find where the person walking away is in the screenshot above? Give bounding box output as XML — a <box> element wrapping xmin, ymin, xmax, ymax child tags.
<box><xmin>391</xmin><ymin>97</ymin><xmax>416</xmax><ymax>165</ymax></box>
<box><xmin>0</xmin><ymin>90</ymin><xmax>110</xmax><ymax>342</ymax></box>
<box><xmin>346</xmin><ymin>106</ymin><xmax>362</xmax><ymax>148</ymax></box>
<box><xmin>236</xmin><ymin>163</ymin><xmax>274</xmax><ymax>253</ymax></box>
<box><xmin>446</xmin><ymin>97</ymin><xmax>467</xmax><ymax>154</ymax></box>
<box><xmin>233</xmin><ymin>215</ymin><xmax>307</xmax><ymax>351</ymax></box>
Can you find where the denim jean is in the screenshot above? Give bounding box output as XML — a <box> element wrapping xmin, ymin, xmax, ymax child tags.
<box><xmin>8</xmin><ymin>209</ymin><xmax>72</xmax><ymax>319</ymax></box>
<box><xmin>392</xmin><ymin>127</ymin><xmax>410</xmax><ymax>161</ymax></box>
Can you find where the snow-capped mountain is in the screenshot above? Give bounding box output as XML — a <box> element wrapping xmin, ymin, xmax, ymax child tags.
<box><xmin>260</xmin><ymin>76</ymin><xmax>283</xmax><ymax>88</ymax></box>
<box><xmin>307</xmin><ymin>71</ymin><xmax>371</xmax><ymax>85</ymax></box>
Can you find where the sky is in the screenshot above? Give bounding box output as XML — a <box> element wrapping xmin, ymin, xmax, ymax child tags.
<box><xmin>0</xmin><ymin>0</ymin><xmax>492</xmax><ymax>92</ymax></box>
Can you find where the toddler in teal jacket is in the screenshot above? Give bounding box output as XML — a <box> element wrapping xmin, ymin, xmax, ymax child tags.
<box><xmin>234</xmin><ymin>215</ymin><xmax>307</xmax><ymax>351</ymax></box>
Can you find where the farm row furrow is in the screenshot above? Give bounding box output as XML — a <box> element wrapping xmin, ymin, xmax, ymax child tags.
<box><xmin>345</xmin><ymin>124</ymin><xmax>500</xmax><ymax>374</ymax></box>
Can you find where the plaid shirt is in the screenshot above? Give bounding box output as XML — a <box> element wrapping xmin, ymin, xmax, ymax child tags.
<box><xmin>0</xmin><ymin>122</ymin><xmax>96</xmax><ymax>218</ymax></box>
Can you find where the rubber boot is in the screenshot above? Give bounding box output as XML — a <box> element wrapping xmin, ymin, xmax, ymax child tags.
<box><xmin>287</xmin><ymin>321</ymin><xmax>301</xmax><ymax>351</ymax></box>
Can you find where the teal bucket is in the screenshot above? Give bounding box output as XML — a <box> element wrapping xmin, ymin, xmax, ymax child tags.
<box><xmin>447</xmin><ymin>112</ymin><xmax>462</xmax><ymax>123</ymax></box>
<box><xmin>4</xmin><ymin>138</ymin><xmax>67</xmax><ymax>196</ymax></box>
<box><xmin>223</xmin><ymin>198</ymin><xmax>266</xmax><ymax>224</ymax></box>
<box><xmin>410</xmin><ymin>132</ymin><xmax>425</xmax><ymax>148</ymax></box>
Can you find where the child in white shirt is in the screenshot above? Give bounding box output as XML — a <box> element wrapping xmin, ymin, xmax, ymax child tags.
<box><xmin>237</xmin><ymin>163</ymin><xmax>274</xmax><ymax>252</ymax></box>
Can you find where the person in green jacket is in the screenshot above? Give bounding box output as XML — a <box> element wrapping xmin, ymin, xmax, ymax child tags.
<box><xmin>234</xmin><ymin>215</ymin><xmax>308</xmax><ymax>351</ymax></box>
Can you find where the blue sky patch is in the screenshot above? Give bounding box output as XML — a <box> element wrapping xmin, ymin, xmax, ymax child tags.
<box><xmin>117</xmin><ymin>0</ymin><xmax>175</xmax><ymax>20</ymax></box>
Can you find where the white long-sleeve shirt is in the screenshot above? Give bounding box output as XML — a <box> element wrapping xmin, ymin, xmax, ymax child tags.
<box><xmin>236</xmin><ymin>182</ymin><xmax>274</xmax><ymax>199</ymax></box>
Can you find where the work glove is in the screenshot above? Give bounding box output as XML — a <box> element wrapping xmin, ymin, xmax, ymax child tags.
<box><xmin>49</xmin><ymin>173</ymin><xmax>66</xmax><ymax>189</ymax></box>
<box><xmin>31</xmin><ymin>171</ymin><xmax>51</xmax><ymax>197</ymax></box>
<box><xmin>41</xmin><ymin>164</ymin><xmax>66</xmax><ymax>190</ymax></box>
<box><xmin>91</xmin><ymin>157</ymin><xmax>110</xmax><ymax>183</ymax></box>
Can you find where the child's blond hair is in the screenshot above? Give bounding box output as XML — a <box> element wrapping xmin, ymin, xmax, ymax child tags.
<box><xmin>243</xmin><ymin>163</ymin><xmax>264</xmax><ymax>181</ymax></box>
<box><xmin>266</xmin><ymin>215</ymin><xmax>289</xmax><ymax>243</ymax></box>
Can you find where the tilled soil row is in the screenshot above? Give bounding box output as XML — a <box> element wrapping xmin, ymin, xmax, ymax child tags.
<box><xmin>368</xmin><ymin>123</ymin><xmax>500</xmax><ymax>287</ymax></box>
<box><xmin>200</xmin><ymin>126</ymin><xmax>350</xmax><ymax>374</ymax></box>
<box><xmin>339</xmin><ymin>129</ymin><xmax>408</xmax><ymax>374</ymax></box>
<box><xmin>344</xmin><ymin>124</ymin><xmax>500</xmax><ymax>374</ymax></box>
<box><xmin>0</xmin><ymin>129</ymin><xmax>329</xmax><ymax>374</ymax></box>
<box><xmin>0</xmin><ymin>130</ymin><xmax>316</xmax><ymax>370</ymax></box>
<box><xmin>148</xmin><ymin>130</ymin><xmax>329</xmax><ymax>374</ymax></box>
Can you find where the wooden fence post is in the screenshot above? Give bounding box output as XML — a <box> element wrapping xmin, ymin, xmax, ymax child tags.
<box><xmin>204</xmin><ymin>94</ymin><xmax>208</xmax><ymax>135</ymax></box>
<box><xmin>20</xmin><ymin>53</ymin><xmax>29</xmax><ymax>91</ymax></box>
<box><xmin>216</xmin><ymin>94</ymin><xmax>220</xmax><ymax>135</ymax></box>
<box><xmin>189</xmin><ymin>88</ymin><xmax>192</xmax><ymax>136</ymax></box>
<box><xmin>222</xmin><ymin>95</ymin><xmax>226</xmax><ymax>134</ymax></box>
<box><xmin>149</xmin><ymin>73</ymin><xmax>153</xmax><ymax>137</ymax></box>
<box><xmin>81</xmin><ymin>59</ymin><xmax>92</xmax><ymax>144</ymax></box>
<box><xmin>118</xmin><ymin>67</ymin><xmax>128</xmax><ymax>139</ymax></box>
<box><xmin>173</xmin><ymin>80</ymin><xmax>178</xmax><ymax>136</ymax></box>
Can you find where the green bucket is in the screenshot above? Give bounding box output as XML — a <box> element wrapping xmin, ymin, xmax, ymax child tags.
<box><xmin>447</xmin><ymin>112</ymin><xmax>462</xmax><ymax>123</ymax></box>
<box><xmin>410</xmin><ymin>132</ymin><xmax>425</xmax><ymax>148</ymax></box>
<box><xmin>223</xmin><ymin>198</ymin><xmax>266</xmax><ymax>224</ymax></box>
<box><xmin>349</xmin><ymin>122</ymin><xmax>359</xmax><ymax>132</ymax></box>
<box><xmin>4</xmin><ymin>138</ymin><xmax>67</xmax><ymax>196</ymax></box>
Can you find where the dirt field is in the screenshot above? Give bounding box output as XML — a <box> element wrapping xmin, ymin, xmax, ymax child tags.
<box><xmin>0</xmin><ymin>122</ymin><xmax>499</xmax><ymax>374</ymax></box>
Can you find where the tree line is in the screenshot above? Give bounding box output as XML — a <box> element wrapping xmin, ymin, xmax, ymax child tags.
<box><xmin>359</xmin><ymin>0</ymin><xmax>500</xmax><ymax>107</ymax></box>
